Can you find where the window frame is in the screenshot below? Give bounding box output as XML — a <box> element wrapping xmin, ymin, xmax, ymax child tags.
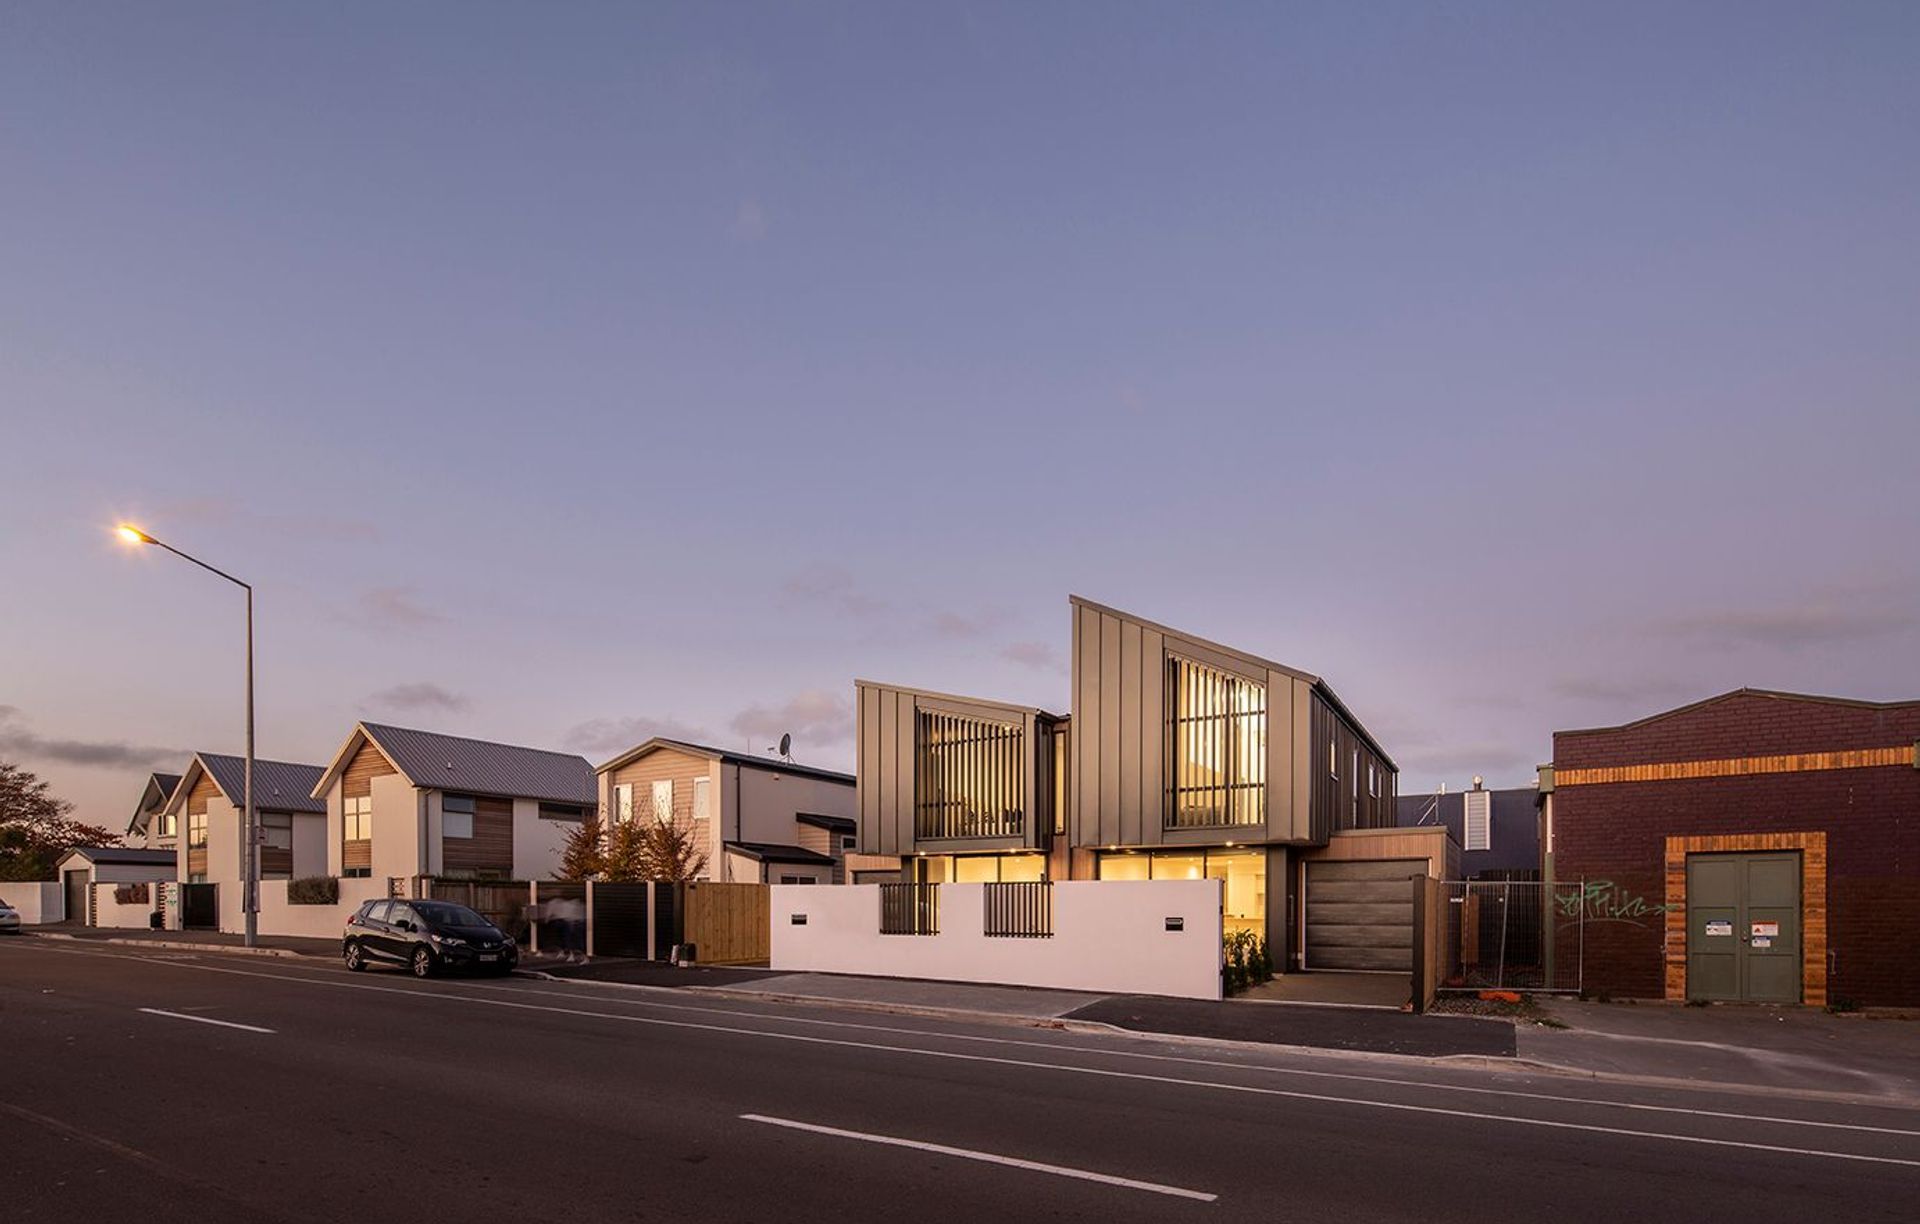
<box><xmin>1164</xmin><ymin>655</ymin><xmax>1267</xmax><ymax>829</ymax></box>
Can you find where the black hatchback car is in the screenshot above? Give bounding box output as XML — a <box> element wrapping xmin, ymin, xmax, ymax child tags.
<box><xmin>343</xmin><ymin>898</ymin><xmax>518</xmax><ymax>978</ymax></box>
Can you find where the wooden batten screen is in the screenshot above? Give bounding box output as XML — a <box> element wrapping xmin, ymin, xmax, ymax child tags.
<box><xmin>982</xmin><ymin>881</ymin><xmax>1053</xmax><ymax>938</ymax></box>
<box><xmin>1165</xmin><ymin>656</ymin><xmax>1266</xmax><ymax>828</ymax></box>
<box><xmin>915</xmin><ymin>711</ymin><xmax>1025</xmax><ymax>840</ymax></box>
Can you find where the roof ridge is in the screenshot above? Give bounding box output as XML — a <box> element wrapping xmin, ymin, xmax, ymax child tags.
<box><xmin>360</xmin><ymin>721</ymin><xmax>589</xmax><ymax>762</ymax></box>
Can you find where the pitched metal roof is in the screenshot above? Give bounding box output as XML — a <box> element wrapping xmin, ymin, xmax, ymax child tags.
<box><xmin>198</xmin><ymin>754</ymin><xmax>328</xmax><ymax>814</ymax></box>
<box><xmin>724</xmin><ymin>840</ymin><xmax>837</xmax><ymax>866</ymax></box>
<box><xmin>58</xmin><ymin>845</ymin><xmax>178</xmax><ymax>868</ymax></box>
<box><xmin>595</xmin><ymin>737</ymin><xmax>855</xmax><ymax>787</ymax></box>
<box><xmin>128</xmin><ymin>771</ymin><xmax>183</xmax><ymax>834</ymax></box>
<box><xmin>356</xmin><ymin>723</ymin><xmax>597</xmax><ymax>806</ymax></box>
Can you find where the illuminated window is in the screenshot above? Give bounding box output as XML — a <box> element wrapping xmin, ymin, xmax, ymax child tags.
<box><xmin>343</xmin><ymin>796</ymin><xmax>372</xmax><ymax>841</ymax></box>
<box><xmin>915</xmin><ymin>710</ymin><xmax>1025</xmax><ymax>839</ymax></box>
<box><xmin>692</xmin><ymin>777</ymin><xmax>710</xmax><ymax>822</ymax></box>
<box><xmin>1166</xmin><ymin>657</ymin><xmax>1266</xmax><ymax>828</ymax></box>
<box><xmin>187</xmin><ymin>811</ymin><xmax>208</xmax><ymax>848</ymax></box>
<box><xmin>651</xmin><ymin>779</ymin><xmax>674</xmax><ymax>825</ymax></box>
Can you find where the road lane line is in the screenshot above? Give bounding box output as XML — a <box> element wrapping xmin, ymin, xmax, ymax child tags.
<box><xmin>741</xmin><ymin>1113</ymin><xmax>1216</xmax><ymax>1202</ymax></box>
<box><xmin>15</xmin><ymin>944</ymin><xmax>1920</xmax><ymax>1159</ymax></box>
<box><xmin>139</xmin><ymin>1007</ymin><xmax>274</xmax><ymax>1034</ymax></box>
<box><xmin>58</xmin><ymin>957</ymin><xmax>1920</xmax><ymax>1168</ymax></box>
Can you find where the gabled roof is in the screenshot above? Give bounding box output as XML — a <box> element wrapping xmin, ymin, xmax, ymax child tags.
<box><xmin>854</xmin><ymin>679</ymin><xmax>1065</xmax><ymax>723</ymax></box>
<box><xmin>127</xmin><ymin>771</ymin><xmax>182</xmax><ymax>835</ymax></box>
<box><xmin>57</xmin><ymin>845</ymin><xmax>178</xmax><ymax>869</ymax></box>
<box><xmin>595</xmin><ymin>737</ymin><xmax>855</xmax><ymax>788</ymax></box>
<box><xmin>1070</xmin><ymin>595</ymin><xmax>1397</xmax><ymax>771</ymax></box>
<box><xmin>163</xmin><ymin>753</ymin><xmax>327</xmax><ymax>816</ymax></box>
<box><xmin>1556</xmin><ymin>687</ymin><xmax>1920</xmax><ymax>738</ymax></box>
<box><xmin>724</xmin><ymin>840</ymin><xmax>837</xmax><ymax>866</ymax></box>
<box><xmin>311</xmin><ymin>722</ymin><xmax>596</xmax><ymax>806</ymax></box>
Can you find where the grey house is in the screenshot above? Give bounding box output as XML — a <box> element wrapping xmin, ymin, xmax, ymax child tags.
<box><xmin>855</xmin><ymin>596</ymin><xmax>1441</xmax><ymax>973</ymax></box>
<box><xmin>1396</xmin><ymin>783</ymin><xmax>1541</xmax><ymax>880</ymax></box>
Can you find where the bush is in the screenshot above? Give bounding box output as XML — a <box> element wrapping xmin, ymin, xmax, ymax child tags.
<box><xmin>288</xmin><ymin>875</ymin><xmax>340</xmax><ymax>905</ymax></box>
<box><xmin>113</xmin><ymin>882</ymin><xmax>150</xmax><ymax>906</ymax></box>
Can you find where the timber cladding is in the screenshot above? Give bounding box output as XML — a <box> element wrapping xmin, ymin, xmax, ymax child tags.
<box><xmin>608</xmin><ymin>748</ymin><xmax>714</xmax><ymax>869</ymax></box>
<box><xmin>187</xmin><ymin>772</ymin><xmax>218</xmax><ymax>815</ymax></box>
<box><xmin>344</xmin><ymin>739</ymin><xmax>397</xmax><ymax>799</ymax></box>
<box><xmin>1661</xmin><ymin>831</ymin><xmax>1827</xmax><ymax>1005</ymax></box>
<box><xmin>442</xmin><ymin>795</ymin><xmax>514</xmax><ymax>875</ymax></box>
<box><xmin>684</xmin><ymin>882</ymin><xmax>770</xmax><ymax>964</ymax></box>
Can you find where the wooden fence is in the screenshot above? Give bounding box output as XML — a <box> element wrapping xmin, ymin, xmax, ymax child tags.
<box><xmin>684</xmin><ymin>882</ymin><xmax>770</xmax><ymax>965</ymax></box>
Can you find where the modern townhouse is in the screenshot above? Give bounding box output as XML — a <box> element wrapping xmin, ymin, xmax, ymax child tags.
<box><xmin>308</xmin><ymin>722</ymin><xmax>595</xmax><ymax>885</ymax></box>
<box><xmin>158</xmin><ymin>752</ymin><xmax>329</xmax><ymax>930</ymax></box>
<box><xmin>856</xmin><ymin>596</ymin><xmax>1445</xmax><ymax>975</ymax></box>
<box><xmin>125</xmin><ymin>770</ymin><xmax>182</xmax><ymax>851</ymax></box>
<box><xmin>594</xmin><ymin>737</ymin><xmax>857</xmax><ymax>884</ymax></box>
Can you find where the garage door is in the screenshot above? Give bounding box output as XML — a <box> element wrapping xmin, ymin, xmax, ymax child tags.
<box><xmin>1305</xmin><ymin>859</ymin><xmax>1423</xmax><ymax>971</ymax></box>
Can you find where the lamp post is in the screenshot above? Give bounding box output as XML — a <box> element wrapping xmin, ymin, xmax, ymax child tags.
<box><xmin>117</xmin><ymin>524</ymin><xmax>257</xmax><ymax>948</ymax></box>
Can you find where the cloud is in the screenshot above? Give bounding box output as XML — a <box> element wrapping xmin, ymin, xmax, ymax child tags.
<box><xmin>0</xmin><ymin>706</ymin><xmax>183</xmax><ymax>772</ymax></box>
<box><xmin>563</xmin><ymin>715</ymin><xmax>713</xmax><ymax>758</ymax></box>
<box><xmin>729</xmin><ymin>690</ymin><xmax>853</xmax><ymax>752</ymax></box>
<box><xmin>360</xmin><ymin>586</ymin><xmax>446</xmax><ymax>629</ymax></box>
<box><xmin>1656</xmin><ymin>598</ymin><xmax>1917</xmax><ymax>650</ymax></box>
<box><xmin>731</xmin><ymin>198</ymin><xmax>769</xmax><ymax>242</ymax></box>
<box><xmin>1000</xmin><ymin>640</ymin><xmax>1066</xmax><ymax>673</ymax></box>
<box><xmin>933</xmin><ymin>609</ymin><xmax>1014</xmax><ymax>639</ymax></box>
<box><xmin>780</xmin><ymin>565</ymin><xmax>886</xmax><ymax>619</ymax></box>
<box><xmin>1550</xmin><ymin>676</ymin><xmax>1697</xmax><ymax>704</ymax></box>
<box><xmin>361</xmin><ymin>682</ymin><xmax>469</xmax><ymax>714</ymax></box>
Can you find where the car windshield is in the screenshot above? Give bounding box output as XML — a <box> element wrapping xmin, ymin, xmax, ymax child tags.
<box><xmin>413</xmin><ymin>902</ymin><xmax>490</xmax><ymax>929</ymax></box>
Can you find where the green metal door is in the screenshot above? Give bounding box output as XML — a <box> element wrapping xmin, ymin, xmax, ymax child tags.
<box><xmin>1686</xmin><ymin>852</ymin><xmax>1801</xmax><ymax>1003</ymax></box>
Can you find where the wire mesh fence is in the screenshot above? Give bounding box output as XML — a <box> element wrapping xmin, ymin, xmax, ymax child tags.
<box><xmin>1440</xmin><ymin>878</ymin><xmax>1584</xmax><ymax>993</ymax></box>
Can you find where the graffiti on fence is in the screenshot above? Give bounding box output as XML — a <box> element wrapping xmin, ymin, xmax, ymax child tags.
<box><xmin>1558</xmin><ymin>879</ymin><xmax>1669</xmax><ymax>926</ymax></box>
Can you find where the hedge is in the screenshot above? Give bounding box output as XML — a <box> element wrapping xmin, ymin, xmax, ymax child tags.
<box><xmin>287</xmin><ymin>876</ymin><xmax>340</xmax><ymax>905</ymax></box>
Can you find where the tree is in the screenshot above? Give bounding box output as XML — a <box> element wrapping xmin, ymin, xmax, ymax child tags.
<box><xmin>557</xmin><ymin>811</ymin><xmax>606</xmax><ymax>881</ymax></box>
<box><xmin>638</xmin><ymin>814</ymin><xmax>707</xmax><ymax>883</ymax></box>
<box><xmin>600</xmin><ymin>817</ymin><xmax>650</xmax><ymax>883</ymax></box>
<box><xmin>0</xmin><ymin>761</ymin><xmax>119</xmax><ymax>881</ymax></box>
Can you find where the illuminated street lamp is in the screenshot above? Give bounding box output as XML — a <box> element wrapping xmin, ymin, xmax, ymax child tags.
<box><xmin>116</xmin><ymin>523</ymin><xmax>258</xmax><ymax>948</ymax></box>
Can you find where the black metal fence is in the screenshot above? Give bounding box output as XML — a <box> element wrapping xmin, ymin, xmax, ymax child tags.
<box><xmin>982</xmin><ymin>881</ymin><xmax>1053</xmax><ymax>938</ymax></box>
<box><xmin>1440</xmin><ymin>879</ymin><xmax>1584</xmax><ymax>993</ymax></box>
<box><xmin>879</xmin><ymin>882</ymin><xmax>940</xmax><ymax>935</ymax></box>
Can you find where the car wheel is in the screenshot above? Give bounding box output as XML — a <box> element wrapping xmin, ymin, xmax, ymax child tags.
<box><xmin>343</xmin><ymin>940</ymin><xmax>366</xmax><ymax>972</ymax></box>
<box><xmin>411</xmin><ymin>946</ymin><xmax>436</xmax><ymax>979</ymax></box>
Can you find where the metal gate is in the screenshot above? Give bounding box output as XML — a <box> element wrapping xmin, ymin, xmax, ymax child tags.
<box><xmin>180</xmin><ymin>882</ymin><xmax>219</xmax><ymax>930</ymax></box>
<box><xmin>1304</xmin><ymin>860</ymin><xmax>1423</xmax><ymax>971</ymax></box>
<box><xmin>590</xmin><ymin>883</ymin><xmax>654</xmax><ymax>958</ymax></box>
<box><xmin>1440</xmin><ymin>879</ymin><xmax>1584</xmax><ymax>993</ymax></box>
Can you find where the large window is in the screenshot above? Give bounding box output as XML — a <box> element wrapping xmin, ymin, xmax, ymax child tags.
<box><xmin>651</xmin><ymin>779</ymin><xmax>674</xmax><ymax>825</ymax></box>
<box><xmin>156</xmin><ymin>810</ymin><xmax>177</xmax><ymax>840</ymax></box>
<box><xmin>343</xmin><ymin>796</ymin><xmax>372</xmax><ymax>841</ymax></box>
<box><xmin>1097</xmin><ymin>848</ymin><xmax>1266</xmax><ymax>938</ymax></box>
<box><xmin>442</xmin><ymin>794</ymin><xmax>475</xmax><ymax>840</ymax></box>
<box><xmin>1166</xmin><ymin>657</ymin><xmax>1266</xmax><ymax>828</ymax></box>
<box><xmin>692</xmin><ymin>777</ymin><xmax>710</xmax><ymax>823</ymax></box>
<box><xmin>187</xmin><ymin>811</ymin><xmax>208</xmax><ymax>848</ymax></box>
<box><xmin>915</xmin><ymin>710</ymin><xmax>1024</xmax><ymax>840</ymax></box>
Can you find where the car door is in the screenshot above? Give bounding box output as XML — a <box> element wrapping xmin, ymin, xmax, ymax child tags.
<box><xmin>358</xmin><ymin>900</ymin><xmax>397</xmax><ymax>960</ymax></box>
<box><xmin>386</xmin><ymin>903</ymin><xmax>423</xmax><ymax>961</ymax></box>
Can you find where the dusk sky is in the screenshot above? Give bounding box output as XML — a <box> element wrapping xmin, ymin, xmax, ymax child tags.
<box><xmin>3</xmin><ymin>2</ymin><xmax>1916</xmax><ymax>829</ymax></box>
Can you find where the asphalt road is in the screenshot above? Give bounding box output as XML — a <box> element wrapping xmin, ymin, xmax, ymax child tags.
<box><xmin>4</xmin><ymin>937</ymin><xmax>1919</xmax><ymax>1223</ymax></box>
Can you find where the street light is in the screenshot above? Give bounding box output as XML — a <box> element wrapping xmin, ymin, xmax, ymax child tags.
<box><xmin>116</xmin><ymin>522</ymin><xmax>258</xmax><ymax>948</ymax></box>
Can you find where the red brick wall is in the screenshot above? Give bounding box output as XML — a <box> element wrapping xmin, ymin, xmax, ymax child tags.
<box><xmin>1553</xmin><ymin>693</ymin><xmax>1920</xmax><ymax>1007</ymax></box>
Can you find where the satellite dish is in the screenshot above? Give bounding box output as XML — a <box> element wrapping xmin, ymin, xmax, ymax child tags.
<box><xmin>778</xmin><ymin>733</ymin><xmax>792</xmax><ymax>759</ymax></box>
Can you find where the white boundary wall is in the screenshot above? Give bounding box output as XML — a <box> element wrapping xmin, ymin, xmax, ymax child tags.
<box><xmin>771</xmin><ymin>879</ymin><xmax>1223</xmax><ymax>1000</ymax></box>
<box><xmin>1</xmin><ymin>882</ymin><xmax>64</xmax><ymax>924</ymax></box>
<box><xmin>257</xmin><ymin>877</ymin><xmax>394</xmax><ymax>939</ymax></box>
<box><xmin>91</xmin><ymin>882</ymin><xmax>159</xmax><ymax>929</ymax></box>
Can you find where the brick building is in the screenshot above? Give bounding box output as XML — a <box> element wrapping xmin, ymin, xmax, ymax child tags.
<box><xmin>1543</xmin><ymin>689</ymin><xmax>1920</xmax><ymax>1008</ymax></box>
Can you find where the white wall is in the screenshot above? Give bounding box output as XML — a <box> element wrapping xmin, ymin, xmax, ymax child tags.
<box><xmin>256</xmin><ymin>876</ymin><xmax>393</xmax><ymax>940</ymax></box>
<box><xmin>91</xmin><ymin>882</ymin><xmax>160</xmax><ymax>929</ymax></box>
<box><xmin>1</xmin><ymin>882</ymin><xmax>64</xmax><ymax>924</ymax></box>
<box><xmin>771</xmin><ymin>879</ymin><xmax>1223</xmax><ymax>1000</ymax></box>
<box><xmin>512</xmin><ymin>800</ymin><xmax>571</xmax><ymax>880</ymax></box>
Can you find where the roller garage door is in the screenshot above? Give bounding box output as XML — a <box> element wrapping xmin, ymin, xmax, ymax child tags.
<box><xmin>1304</xmin><ymin>859</ymin><xmax>1423</xmax><ymax>971</ymax></box>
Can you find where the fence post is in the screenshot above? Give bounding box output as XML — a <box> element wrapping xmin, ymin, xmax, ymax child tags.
<box><xmin>1410</xmin><ymin>875</ymin><xmax>1429</xmax><ymax>1014</ymax></box>
<box><xmin>585</xmin><ymin>878</ymin><xmax>596</xmax><ymax>958</ymax></box>
<box><xmin>528</xmin><ymin>880</ymin><xmax>539</xmax><ymax>956</ymax></box>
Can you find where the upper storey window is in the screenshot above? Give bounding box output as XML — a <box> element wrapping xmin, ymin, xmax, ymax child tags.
<box><xmin>916</xmin><ymin>711</ymin><xmax>1025</xmax><ymax>840</ymax></box>
<box><xmin>1166</xmin><ymin>657</ymin><xmax>1266</xmax><ymax>828</ymax></box>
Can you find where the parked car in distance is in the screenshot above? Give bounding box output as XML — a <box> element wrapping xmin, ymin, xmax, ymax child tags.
<box><xmin>0</xmin><ymin>900</ymin><xmax>20</xmax><ymax>933</ymax></box>
<box><xmin>343</xmin><ymin>898</ymin><xmax>517</xmax><ymax>978</ymax></box>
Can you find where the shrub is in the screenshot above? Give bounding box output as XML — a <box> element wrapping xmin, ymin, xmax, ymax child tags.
<box><xmin>113</xmin><ymin>882</ymin><xmax>150</xmax><ymax>906</ymax></box>
<box><xmin>288</xmin><ymin>875</ymin><xmax>340</xmax><ymax>906</ymax></box>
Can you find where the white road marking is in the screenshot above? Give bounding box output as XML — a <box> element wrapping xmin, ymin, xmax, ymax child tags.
<box><xmin>138</xmin><ymin>1007</ymin><xmax>274</xmax><ymax>1034</ymax></box>
<box><xmin>15</xmin><ymin>943</ymin><xmax>1920</xmax><ymax>1163</ymax></box>
<box><xmin>741</xmin><ymin>1113</ymin><xmax>1216</xmax><ymax>1202</ymax></box>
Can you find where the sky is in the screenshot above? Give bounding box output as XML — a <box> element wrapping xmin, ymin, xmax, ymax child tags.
<box><xmin>3</xmin><ymin>2</ymin><xmax>1917</xmax><ymax>829</ymax></box>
